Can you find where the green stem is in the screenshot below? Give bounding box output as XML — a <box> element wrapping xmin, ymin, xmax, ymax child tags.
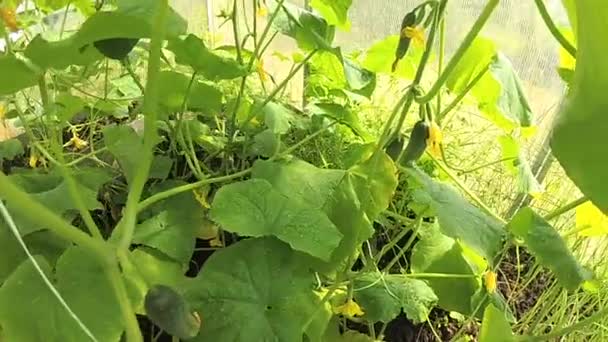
<box><xmin>457</xmin><ymin>156</ymin><xmax>516</xmax><ymax>175</ymax></box>
<box><xmin>231</xmin><ymin>0</ymin><xmax>243</xmax><ymax>64</ymax></box>
<box><xmin>406</xmin><ymin>273</ymin><xmax>478</xmax><ymax>279</ymax></box>
<box><xmin>383</xmin><ymin>218</ymin><xmax>423</xmax><ymax>272</ymax></box>
<box><xmin>117</xmin><ymin>0</ymin><xmax>168</xmax><ymax>251</ymax></box>
<box><xmin>227</xmin><ymin>0</ymin><xmax>285</xmax><ymax>139</ymax></box>
<box><xmin>123</xmin><ymin>59</ymin><xmax>145</xmax><ymax>93</ymax></box>
<box><xmin>416</xmin><ymin>0</ymin><xmax>499</xmax><ymax>104</ymax></box>
<box><xmin>436</xmin><ymin>15</ymin><xmax>446</xmax><ymax>114</ymax></box>
<box><xmin>533</xmin><ymin>0</ymin><xmax>577</xmax><ymax>58</ymax></box>
<box><xmin>543</xmin><ymin>196</ymin><xmax>588</xmax><ymax>221</ymax></box>
<box><xmin>437</xmin><ymin>62</ymin><xmax>490</xmax><ymax>123</ymax></box>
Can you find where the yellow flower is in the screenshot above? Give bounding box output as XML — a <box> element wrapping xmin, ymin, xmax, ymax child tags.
<box><xmin>484</xmin><ymin>271</ymin><xmax>497</xmax><ymax>294</ymax></box>
<box><xmin>256</xmin><ymin>59</ymin><xmax>268</xmax><ymax>84</ymax></box>
<box><xmin>576</xmin><ymin>201</ymin><xmax>608</xmax><ymax>237</ymax></box>
<box><xmin>426</xmin><ymin>121</ymin><xmax>442</xmax><ymax>157</ymax></box>
<box><xmin>401</xmin><ymin>26</ymin><xmax>425</xmax><ymax>46</ymax></box>
<box><xmin>256</xmin><ymin>4</ymin><xmax>268</xmax><ymax>17</ymax></box>
<box><xmin>0</xmin><ymin>102</ymin><xmax>6</xmax><ymax>120</ymax></box>
<box><xmin>209</xmin><ymin>236</ymin><xmax>224</xmax><ymax>247</ymax></box>
<box><xmin>68</xmin><ymin>134</ymin><xmax>89</xmax><ymax>150</ymax></box>
<box><xmin>333</xmin><ymin>299</ymin><xmax>364</xmax><ymax>318</ymax></box>
<box><xmin>193</xmin><ymin>187</ymin><xmax>211</xmax><ymax>209</ymax></box>
<box><xmin>29</xmin><ymin>153</ymin><xmax>39</xmax><ymax>168</ymax></box>
<box><xmin>0</xmin><ymin>6</ymin><xmax>19</xmax><ymax>32</ymax></box>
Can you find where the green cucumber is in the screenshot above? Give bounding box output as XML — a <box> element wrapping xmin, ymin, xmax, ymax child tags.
<box><xmin>401</xmin><ymin>120</ymin><xmax>430</xmax><ymax>165</ymax></box>
<box><xmin>144</xmin><ymin>284</ymin><xmax>201</xmax><ymax>339</ymax></box>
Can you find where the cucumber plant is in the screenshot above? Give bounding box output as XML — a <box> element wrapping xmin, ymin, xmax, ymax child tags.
<box><xmin>0</xmin><ymin>0</ymin><xmax>605</xmax><ymax>341</ymax></box>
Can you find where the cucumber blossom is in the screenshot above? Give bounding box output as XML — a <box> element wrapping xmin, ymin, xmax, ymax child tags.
<box><xmin>93</xmin><ymin>38</ymin><xmax>139</xmax><ymax>60</ymax></box>
<box><xmin>401</xmin><ymin>120</ymin><xmax>430</xmax><ymax>165</ymax></box>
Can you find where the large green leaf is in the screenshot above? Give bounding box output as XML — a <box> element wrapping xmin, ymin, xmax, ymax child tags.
<box><xmin>252</xmin><ymin>153</ymin><xmax>397</xmax><ymax>273</ymax></box>
<box><xmin>167</xmin><ymin>34</ymin><xmax>248</xmax><ymax>80</ymax></box>
<box><xmin>0</xmin><ymin>55</ymin><xmax>40</xmax><ymax>95</ymax></box>
<box><xmin>353</xmin><ymin>273</ymin><xmax>437</xmax><ymax>323</ymax></box>
<box><xmin>55</xmin><ymin>247</ymin><xmax>125</xmax><ymax>341</ymax></box>
<box><xmin>479</xmin><ymin>304</ymin><xmax>515</xmax><ymax>342</ymax></box>
<box><xmin>309</xmin><ymin>0</ymin><xmax>352</xmax><ymax>30</ymax></box>
<box><xmin>210</xmin><ymin>178</ymin><xmax>343</xmax><ymax>261</ymax></box>
<box><xmin>0</xmin><ymin>257</ymin><xmax>67</xmax><ymax>341</ymax></box>
<box><xmin>0</xmin><ymin>251</ymin><xmax>126</xmax><ymax>341</ymax></box>
<box><xmin>269</xmin><ymin>0</ymin><xmax>335</xmax><ymax>51</ymax></box>
<box><xmin>0</xmin><ymin>228</ymin><xmax>70</xmax><ymax>284</ymax></box>
<box><xmin>362</xmin><ymin>35</ymin><xmax>424</xmax><ymax>80</ymax></box>
<box><xmin>508</xmin><ymin>207</ymin><xmax>590</xmax><ymax>291</ymax></box>
<box><xmin>405</xmin><ymin>167</ymin><xmax>505</xmax><ymax>262</ymax></box>
<box><xmin>551</xmin><ymin>0</ymin><xmax>608</xmax><ymax>214</ymax></box>
<box><xmin>157</xmin><ymin>71</ymin><xmax>223</xmax><ymax>113</ymax></box>
<box><xmin>2</xmin><ymin>167</ymin><xmax>111</xmax><ymax>235</ymax></box>
<box><xmin>185</xmin><ymin>237</ymin><xmax>327</xmax><ymax>341</ymax></box>
<box><xmin>410</xmin><ymin>226</ymin><xmax>482</xmax><ymax>315</ymax></box>
<box><xmin>24</xmin><ymin>2</ymin><xmax>187</xmax><ymax>70</ymax></box>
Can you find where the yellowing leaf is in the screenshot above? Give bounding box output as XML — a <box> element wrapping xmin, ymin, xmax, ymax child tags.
<box><xmin>576</xmin><ymin>201</ymin><xmax>608</xmax><ymax>237</ymax></box>
<box><xmin>333</xmin><ymin>299</ymin><xmax>364</xmax><ymax>318</ymax></box>
<box><xmin>484</xmin><ymin>271</ymin><xmax>497</xmax><ymax>294</ymax></box>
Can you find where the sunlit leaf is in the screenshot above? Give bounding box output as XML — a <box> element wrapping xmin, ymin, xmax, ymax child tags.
<box><xmin>353</xmin><ymin>272</ymin><xmax>437</xmax><ymax>323</ymax></box>
<box><xmin>262</xmin><ymin>101</ymin><xmax>293</xmax><ymax>134</ymax></box>
<box><xmin>498</xmin><ymin>135</ymin><xmax>543</xmax><ymax>197</ymax></box>
<box><xmin>474</xmin><ymin>53</ymin><xmax>534</xmax><ymax>129</ymax></box>
<box><xmin>405</xmin><ymin>167</ymin><xmax>505</xmax><ymax>262</ymax></box>
<box><xmin>309</xmin><ymin>0</ymin><xmax>352</xmax><ymax>30</ymax></box>
<box><xmin>551</xmin><ymin>0</ymin><xmax>608</xmax><ymax>214</ymax></box>
<box><xmin>362</xmin><ymin>35</ymin><xmax>423</xmax><ymax>79</ymax></box>
<box><xmin>185</xmin><ymin>237</ymin><xmax>328</xmax><ymax>341</ymax></box>
<box><xmin>508</xmin><ymin>207</ymin><xmax>590</xmax><ymax>291</ymax></box>
<box><xmin>210</xmin><ymin>178</ymin><xmax>343</xmax><ymax>261</ymax></box>
<box><xmin>446</xmin><ymin>37</ymin><xmax>496</xmax><ymax>94</ymax></box>
<box><xmin>479</xmin><ymin>304</ymin><xmax>515</xmax><ymax>342</ymax></box>
<box><xmin>167</xmin><ymin>34</ymin><xmax>248</xmax><ymax>80</ymax></box>
<box><xmin>576</xmin><ymin>201</ymin><xmax>608</xmax><ymax>237</ymax></box>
